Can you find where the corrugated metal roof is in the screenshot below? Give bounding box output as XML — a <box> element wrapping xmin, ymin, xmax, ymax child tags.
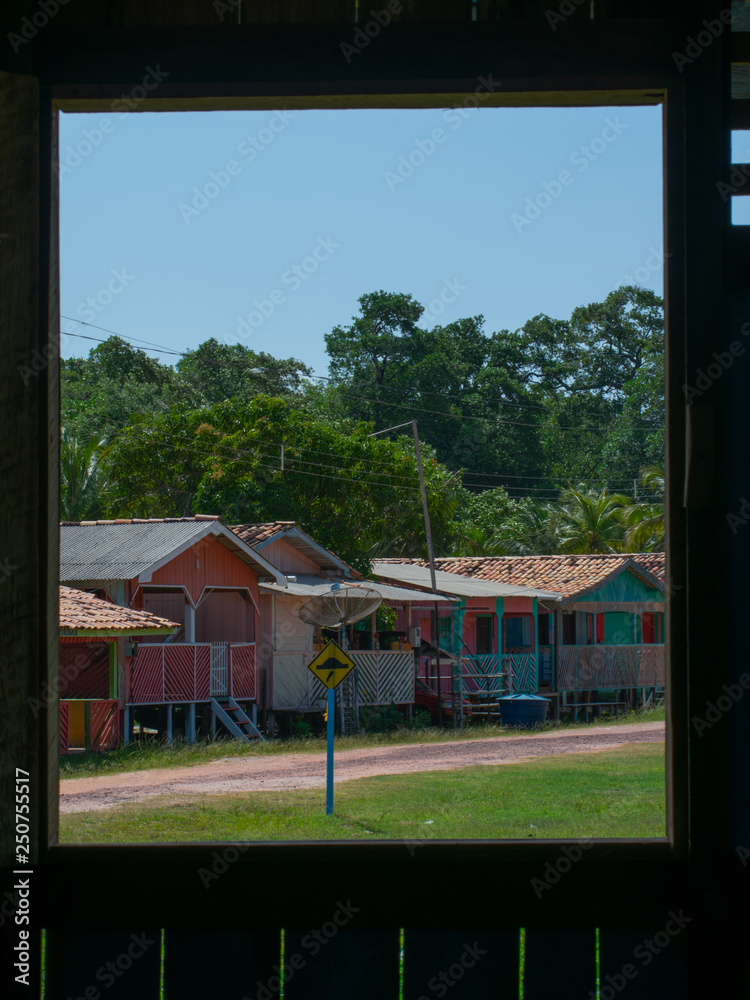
<box><xmin>60</xmin><ymin>520</ymin><xmax>285</xmax><ymax>584</ymax></box>
<box><xmin>259</xmin><ymin>574</ymin><xmax>457</xmax><ymax>604</ymax></box>
<box><xmin>372</xmin><ymin>562</ymin><xmax>562</xmax><ymax>601</ymax></box>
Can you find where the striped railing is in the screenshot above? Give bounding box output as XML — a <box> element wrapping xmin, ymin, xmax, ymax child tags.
<box><xmin>271</xmin><ymin>650</ymin><xmax>414</xmax><ymax>711</ymax></box>
<box><xmin>129</xmin><ymin>643</ymin><xmax>256</xmax><ymax>705</ymax></box>
<box><xmin>557</xmin><ymin>644</ymin><xmax>665</xmax><ymax>691</ymax></box>
<box><xmin>59</xmin><ymin>699</ymin><xmax>119</xmax><ymax>752</ymax></box>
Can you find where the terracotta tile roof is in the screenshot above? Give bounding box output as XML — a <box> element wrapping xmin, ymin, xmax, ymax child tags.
<box><xmin>378</xmin><ymin>553</ymin><xmax>665</xmax><ymax>601</ymax></box>
<box><xmin>59</xmin><ymin>586</ymin><xmax>179</xmax><ymax>634</ymax></box>
<box><xmin>231</xmin><ymin>522</ymin><xmax>296</xmax><ymax>546</ymax></box>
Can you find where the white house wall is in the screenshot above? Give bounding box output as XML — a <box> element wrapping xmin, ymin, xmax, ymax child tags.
<box><xmin>261</xmin><ymin>539</ymin><xmax>321</xmax><ymax>576</ymax></box>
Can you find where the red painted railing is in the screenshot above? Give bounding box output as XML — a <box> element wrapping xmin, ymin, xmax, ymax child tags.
<box><xmin>129</xmin><ymin>643</ymin><xmax>256</xmax><ymax>704</ymax></box>
<box><xmin>59</xmin><ymin>701</ymin><xmax>69</xmax><ymax>756</ymax></box>
<box><xmin>59</xmin><ymin>699</ymin><xmax>119</xmax><ymax>752</ymax></box>
<box><xmin>230</xmin><ymin>644</ymin><xmax>255</xmax><ymax>699</ymax></box>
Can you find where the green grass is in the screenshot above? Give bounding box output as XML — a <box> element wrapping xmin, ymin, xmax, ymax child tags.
<box><xmin>60</xmin><ymin>742</ymin><xmax>665</xmax><ymax>843</ymax></box>
<box><xmin>60</xmin><ymin>706</ymin><xmax>665</xmax><ymax>780</ymax></box>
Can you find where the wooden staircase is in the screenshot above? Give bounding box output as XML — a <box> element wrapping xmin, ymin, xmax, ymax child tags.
<box><xmin>338</xmin><ymin>672</ymin><xmax>360</xmax><ymax>735</ymax></box>
<box><xmin>211</xmin><ymin>696</ymin><xmax>265</xmax><ymax>742</ymax></box>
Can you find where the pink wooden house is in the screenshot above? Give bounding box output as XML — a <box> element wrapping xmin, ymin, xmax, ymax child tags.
<box><xmin>59</xmin><ymin>585</ymin><xmax>179</xmax><ymax>753</ymax></box>
<box><xmin>60</xmin><ymin>516</ymin><xmax>286</xmax><ymax>742</ymax></box>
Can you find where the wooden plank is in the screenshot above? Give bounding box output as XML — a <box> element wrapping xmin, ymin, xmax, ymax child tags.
<box><xmin>0</xmin><ymin>66</ymin><xmax>49</xmax><ymax>877</ymax></box>
<box><xmin>523</xmin><ymin>929</ymin><xmax>595</xmax><ymax>1000</ymax></box>
<box><xmin>403</xmin><ymin>930</ymin><xmax>519</xmax><ymax>1000</ymax></box>
<box><xmin>37</xmin><ymin>852</ymin><xmax>683</xmax><ymax>930</ymax></box>
<box><xmin>34</xmin><ymin>20</ymin><xmax>688</xmax><ymax>96</ymax></box>
<box><xmin>163</xmin><ymin>930</ymin><xmax>280</xmax><ymax>998</ymax></box>
<box><xmin>283</xmin><ymin>927</ymin><xmax>399</xmax><ymax>1000</ymax></box>
<box><xmin>390</xmin><ymin>0</ymin><xmax>472</xmax><ymax>21</ymax></box>
<box><xmin>240</xmin><ymin>0</ymin><xmax>354</xmax><ymax>22</ymax></box>
<box><xmin>44</xmin><ymin>930</ymin><xmax>161</xmax><ymax>1000</ymax></box>
<box><xmin>599</xmin><ymin>927</ymin><xmax>689</xmax><ymax>999</ymax></box>
<box><xmin>123</xmin><ymin>0</ymin><xmax>238</xmax><ymax>25</ymax></box>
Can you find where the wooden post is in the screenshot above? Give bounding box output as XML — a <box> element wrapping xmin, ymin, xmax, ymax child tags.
<box><xmin>167</xmin><ymin>704</ymin><xmax>173</xmax><ymax>744</ymax></box>
<box><xmin>187</xmin><ymin>703</ymin><xmax>196</xmax><ymax>744</ymax></box>
<box><xmin>123</xmin><ymin>706</ymin><xmax>131</xmax><ymax>744</ymax></box>
<box><xmin>108</xmin><ymin>642</ymin><xmax>118</xmax><ymax>699</ymax></box>
<box><xmin>370</xmin><ymin>610</ymin><xmax>377</xmax><ymax>651</ymax></box>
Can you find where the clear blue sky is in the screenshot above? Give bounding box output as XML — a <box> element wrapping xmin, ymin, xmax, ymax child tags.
<box><xmin>59</xmin><ymin>105</ymin><xmax>664</xmax><ymax>376</ymax></box>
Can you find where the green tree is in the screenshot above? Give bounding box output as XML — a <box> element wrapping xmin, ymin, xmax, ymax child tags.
<box><xmin>174</xmin><ymin>339</ymin><xmax>312</xmax><ymax>407</ymax></box>
<box><xmin>60</xmin><ymin>430</ymin><xmax>112</xmax><ymax>521</ymax></box>
<box><xmin>622</xmin><ymin>464</ymin><xmax>665</xmax><ymax>552</ymax></box>
<box><xmin>103</xmin><ymin>396</ymin><xmax>461</xmax><ymax>573</ymax></box>
<box><xmin>556</xmin><ymin>488</ymin><xmax>631</xmax><ymax>554</ymax></box>
<box><xmin>61</xmin><ymin>336</ymin><xmax>175</xmax><ymax>440</ymax></box>
<box><xmin>324</xmin><ymin>291</ymin><xmax>544</xmax><ymax>482</ymax></box>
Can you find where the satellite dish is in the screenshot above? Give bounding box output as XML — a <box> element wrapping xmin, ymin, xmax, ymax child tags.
<box><xmin>298</xmin><ymin>587</ymin><xmax>383</xmax><ymax>628</ymax></box>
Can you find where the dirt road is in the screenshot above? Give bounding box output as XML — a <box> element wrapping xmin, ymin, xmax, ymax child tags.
<box><xmin>59</xmin><ymin>722</ymin><xmax>664</xmax><ymax>814</ymax></box>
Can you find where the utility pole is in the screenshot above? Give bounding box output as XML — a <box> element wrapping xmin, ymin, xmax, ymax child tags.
<box><xmin>369</xmin><ymin>419</ymin><xmax>442</xmax><ymax>726</ymax></box>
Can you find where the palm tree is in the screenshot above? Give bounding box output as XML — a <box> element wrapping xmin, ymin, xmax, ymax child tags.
<box><xmin>450</xmin><ymin>525</ymin><xmax>510</xmax><ymax>557</ymax></box>
<box><xmin>60</xmin><ymin>429</ymin><xmax>112</xmax><ymax>521</ymax></box>
<box><xmin>622</xmin><ymin>463</ymin><xmax>665</xmax><ymax>552</ymax></box>
<box><xmin>557</xmin><ymin>487</ymin><xmax>630</xmax><ymax>554</ymax></box>
<box><xmin>500</xmin><ymin>500</ymin><xmax>564</xmax><ymax>555</ymax></box>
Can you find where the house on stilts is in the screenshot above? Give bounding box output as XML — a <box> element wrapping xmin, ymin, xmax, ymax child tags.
<box><xmin>60</xmin><ymin>516</ymin><xmax>287</xmax><ymax>743</ymax></box>
<box><xmin>231</xmin><ymin>522</ymin><xmax>452</xmax><ymax>734</ymax></box>
<box><xmin>373</xmin><ymin>553</ymin><xmax>665</xmax><ymax>719</ymax></box>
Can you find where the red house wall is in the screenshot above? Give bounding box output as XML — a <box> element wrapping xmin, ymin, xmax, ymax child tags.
<box><xmin>144</xmin><ymin>534</ymin><xmax>260</xmax><ymax>608</ymax></box>
<box><xmin>59</xmin><ymin>640</ymin><xmax>111</xmax><ymax>699</ymax></box>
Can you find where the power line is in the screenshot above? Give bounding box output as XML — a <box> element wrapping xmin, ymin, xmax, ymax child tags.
<box><xmin>61</xmin><ymin>321</ymin><xmax>665</xmax><ymax>435</ymax></box>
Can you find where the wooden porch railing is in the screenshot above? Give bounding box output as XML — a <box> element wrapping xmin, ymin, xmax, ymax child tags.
<box><xmin>59</xmin><ymin>699</ymin><xmax>119</xmax><ymax>753</ymax></box>
<box><xmin>129</xmin><ymin>643</ymin><xmax>256</xmax><ymax>704</ymax></box>
<box><xmin>557</xmin><ymin>644</ymin><xmax>665</xmax><ymax>690</ymax></box>
<box><xmin>272</xmin><ymin>650</ymin><xmax>414</xmax><ymax>711</ymax></box>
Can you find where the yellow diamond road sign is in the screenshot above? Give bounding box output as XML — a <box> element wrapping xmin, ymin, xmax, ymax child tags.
<box><xmin>307</xmin><ymin>640</ymin><xmax>355</xmax><ymax>689</ymax></box>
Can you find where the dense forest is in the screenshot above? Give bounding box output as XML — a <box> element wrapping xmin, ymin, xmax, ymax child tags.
<box><xmin>60</xmin><ymin>285</ymin><xmax>664</xmax><ymax>572</ymax></box>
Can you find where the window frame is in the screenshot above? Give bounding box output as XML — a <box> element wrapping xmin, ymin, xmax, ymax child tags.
<box><xmin>4</xmin><ymin>15</ymin><xmax>729</xmax><ymax>937</ymax></box>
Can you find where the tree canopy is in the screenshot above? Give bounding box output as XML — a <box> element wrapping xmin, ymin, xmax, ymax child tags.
<box><xmin>61</xmin><ymin>284</ymin><xmax>665</xmax><ymax>564</ymax></box>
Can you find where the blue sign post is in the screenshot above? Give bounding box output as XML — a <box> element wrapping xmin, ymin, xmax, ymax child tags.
<box><xmin>305</xmin><ymin>638</ymin><xmax>355</xmax><ymax>816</ymax></box>
<box><xmin>326</xmin><ymin>687</ymin><xmax>335</xmax><ymax>815</ymax></box>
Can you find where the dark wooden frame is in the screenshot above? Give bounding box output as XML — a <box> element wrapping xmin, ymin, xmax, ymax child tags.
<box><xmin>2</xmin><ymin>8</ymin><xmax>748</xmax><ymax>998</ymax></box>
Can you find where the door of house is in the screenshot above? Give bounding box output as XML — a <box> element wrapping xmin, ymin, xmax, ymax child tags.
<box><xmin>476</xmin><ymin>616</ymin><xmax>493</xmax><ymax>655</ymax></box>
<box><xmin>210</xmin><ymin>642</ymin><xmax>229</xmax><ymax>696</ymax></box>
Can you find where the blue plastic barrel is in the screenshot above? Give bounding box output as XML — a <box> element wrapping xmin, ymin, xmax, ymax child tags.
<box><xmin>498</xmin><ymin>694</ymin><xmax>551</xmax><ymax>728</ymax></box>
